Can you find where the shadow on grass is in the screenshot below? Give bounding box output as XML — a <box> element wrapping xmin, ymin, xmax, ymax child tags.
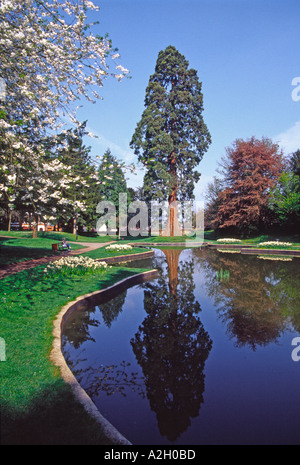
<box><xmin>0</xmin><ymin>244</ymin><xmax>55</xmax><ymax>266</ymax></box>
<box><xmin>1</xmin><ymin>380</ymin><xmax>112</xmax><ymax>445</ymax></box>
<box><xmin>0</xmin><ymin>266</ymin><xmax>152</xmax><ymax>445</ymax></box>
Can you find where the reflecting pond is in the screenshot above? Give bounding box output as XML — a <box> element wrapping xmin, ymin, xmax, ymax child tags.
<box><xmin>62</xmin><ymin>248</ymin><xmax>300</xmax><ymax>445</ymax></box>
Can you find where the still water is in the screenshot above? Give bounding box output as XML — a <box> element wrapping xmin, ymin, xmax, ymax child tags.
<box><xmin>62</xmin><ymin>248</ymin><xmax>300</xmax><ymax>445</ymax></box>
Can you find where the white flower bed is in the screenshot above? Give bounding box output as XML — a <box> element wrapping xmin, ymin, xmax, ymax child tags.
<box><xmin>105</xmin><ymin>243</ymin><xmax>133</xmax><ymax>252</ymax></box>
<box><xmin>258</xmin><ymin>241</ymin><xmax>293</xmax><ymax>248</ymax></box>
<box><xmin>216</xmin><ymin>238</ymin><xmax>242</xmax><ymax>243</ymax></box>
<box><xmin>44</xmin><ymin>256</ymin><xmax>109</xmax><ymax>276</ymax></box>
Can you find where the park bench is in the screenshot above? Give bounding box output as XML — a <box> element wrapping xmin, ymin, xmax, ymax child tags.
<box><xmin>52</xmin><ymin>242</ymin><xmax>70</xmax><ymax>252</ymax></box>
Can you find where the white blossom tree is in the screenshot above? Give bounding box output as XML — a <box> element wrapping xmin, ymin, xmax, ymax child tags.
<box><xmin>51</xmin><ymin>123</ymin><xmax>100</xmax><ymax>234</ymax></box>
<box><xmin>0</xmin><ymin>0</ymin><xmax>128</xmax><ymax>127</ymax></box>
<box><xmin>0</xmin><ymin>0</ymin><xmax>129</xmax><ymax>231</ymax></box>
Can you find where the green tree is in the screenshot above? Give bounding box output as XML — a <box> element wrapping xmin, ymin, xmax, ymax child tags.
<box><xmin>268</xmin><ymin>171</ymin><xmax>300</xmax><ymax>227</ymax></box>
<box><xmin>98</xmin><ymin>149</ymin><xmax>129</xmax><ymax>206</ymax></box>
<box><xmin>290</xmin><ymin>149</ymin><xmax>300</xmax><ymax>177</ymax></box>
<box><xmin>204</xmin><ymin>176</ymin><xmax>227</xmax><ymax>230</ymax></box>
<box><xmin>54</xmin><ymin>122</ymin><xmax>99</xmax><ymax>234</ymax></box>
<box><xmin>130</xmin><ymin>45</ymin><xmax>211</xmax><ymax>236</ymax></box>
<box><xmin>97</xmin><ymin>149</ymin><xmax>131</xmax><ymax>235</ymax></box>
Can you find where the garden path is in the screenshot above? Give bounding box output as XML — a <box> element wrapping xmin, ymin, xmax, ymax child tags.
<box><xmin>0</xmin><ymin>241</ymin><xmax>114</xmax><ymax>279</ymax></box>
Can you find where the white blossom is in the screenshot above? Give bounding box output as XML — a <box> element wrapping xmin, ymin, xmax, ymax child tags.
<box><xmin>0</xmin><ymin>0</ymin><xmax>129</xmax><ymax>141</ymax></box>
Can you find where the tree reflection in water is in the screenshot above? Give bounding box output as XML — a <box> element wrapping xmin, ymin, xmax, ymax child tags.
<box><xmin>131</xmin><ymin>248</ymin><xmax>212</xmax><ymax>442</ymax></box>
<box><xmin>77</xmin><ymin>360</ymin><xmax>146</xmax><ymax>400</ymax></box>
<box><xmin>61</xmin><ymin>248</ymin><xmax>300</xmax><ymax>445</ymax></box>
<box><xmin>63</xmin><ymin>290</ymin><xmax>127</xmax><ymax>348</ymax></box>
<box><xmin>62</xmin><ymin>289</ymin><xmax>148</xmax><ymax>400</ymax></box>
<box><xmin>194</xmin><ymin>248</ymin><xmax>300</xmax><ymax>350</ymax></box>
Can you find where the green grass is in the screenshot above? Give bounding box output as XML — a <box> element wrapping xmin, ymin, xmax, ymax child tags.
<box><xmin>202</xmin><ymin>231</ymin><xmax>300</xmax><ymax>247</ymax></box>
<box><xmin>120</xmin><ymin>235</ymin><xmax>204</xmax><ymax>244</ymax></box>
<box><xmin>3</xmin><ymin>229</ymin><xmax>300</xmax><ymax>245</ymax></box>
<box><xmin>81</xmin><ymin>245</ymin><xmax>151</xmax><ymax>260</ymax></box>
<box><xmin>245</xmin><ymin>235</ymin><xmax>300</xmax><ymax>246</ymax></box>
<box><xmin>1</xmin><ymin>230</ymin><xmax>299</xmax><ymax>268</ymax></box>
<box><xmin>0</xmin><ymin>237</ymin><xmax>85</xmax><ymax>266</ymax></box>
<box><xmin>0</xmin><ymin>264</ymin><xmax>149</xmax><ymax>444</ymax></box>
<box><xmin>0</xmin><ymin>230</ymin><xmax>114</xmax><ymax>243</ymax></box>
<box><xmin>257</xmin><ymin>244</ymin><xmax>300</xmax><ymax>250</ymax></box>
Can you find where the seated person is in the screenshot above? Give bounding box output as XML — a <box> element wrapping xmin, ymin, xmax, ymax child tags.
<box><xmin>62</xmin><ymin>238</ymin><xmax>71</xmax><ymax>251</ymax></box>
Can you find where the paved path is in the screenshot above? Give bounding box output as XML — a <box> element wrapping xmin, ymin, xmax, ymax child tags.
<box><xmin>68</xmin><ymin>241</ymin><xmax>114</xmax><ymax>255</ymax></box>
<box><xmin>0</xmin><ymin>241</ymin><xmax>114</xmax><ymax>279</ymax></box>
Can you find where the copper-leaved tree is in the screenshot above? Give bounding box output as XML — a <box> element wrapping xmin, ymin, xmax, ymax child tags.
<box><xmin>213</xmin><ymin>137</ymin><xmax>283</xmax><ymax>235</ymax></box>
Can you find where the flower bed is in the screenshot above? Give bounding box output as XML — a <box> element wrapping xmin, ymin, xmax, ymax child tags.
<box><xmin>258</xmin><ymin>241</ymin><xmax>294</xmax><ymax>249</ymax></box>
<box><xmin>216</xmin><ymin>238</ymin><xmax>243</xmax><ymax>244</ymax></box>
<box><xmin>105</xmin><ymin>244</ymin><xmax>133</xmax><ymax>252</ymax></box>
<box><xmin>44</xmin><ymin>256</ymin><xmax>110</xmax><ymax>277</ymax></box>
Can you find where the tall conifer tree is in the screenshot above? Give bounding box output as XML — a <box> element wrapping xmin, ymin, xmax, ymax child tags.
<box><xmin>130</xmin><ymin>46</ymin><xmax>211</xmax><ymax>235</ymax></box>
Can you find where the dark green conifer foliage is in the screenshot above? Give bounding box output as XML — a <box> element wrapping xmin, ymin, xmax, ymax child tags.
<box><xmin>290</xmin><ymin>149</ymin><xmax>300</xmax><ymax>177</ymax></box>
<box><xmin>130</xmin><ymin>46</ymin><xmax>211</xmax><ymax>208</ymax></box>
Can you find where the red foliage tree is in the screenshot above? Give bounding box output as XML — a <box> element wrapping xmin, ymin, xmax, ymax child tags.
<box><xmin>213</xmin><ymin>137</ymin><xmax>283</xmax><ymax>234</ymax></box>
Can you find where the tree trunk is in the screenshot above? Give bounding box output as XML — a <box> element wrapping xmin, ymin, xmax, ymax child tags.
<box><xmin>32</xmin><ymin>224</ymin><xmax>37</xmax><ymax>238</ymax></box>
<box><xmin>32</xmin><ymin>215</ymin><xmax>38</xmax><ymax>238</ymax></box>
<box><xmin>8</xmin><ymin>210</ymin><xmax>12</xmax><ymax>232</ymax></box>
<box><xmin>73</xmin><ymin>214</ymin><xmax>78</xmax><ymax>236</ymax></box>
<box><xmin>19</xmin><ymin>214</ymin><xmax>24</xmax><ymax>231</ymax></box>
<box><xmin>161</xmin><ymin>198</ymin><xmax>181</xmax><ymax>236</ymax></box>
<box><xmin>161</xmin><ymin>150</ymin><xmax>182</xmax><ymax>237</ymax></box>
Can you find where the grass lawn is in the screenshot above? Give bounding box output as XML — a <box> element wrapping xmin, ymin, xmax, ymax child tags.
<box><xmin>0</xmin><ymin>230</ymin><xmax>114</xmax><ymax>243</ymax></box>
<box><xmin>81</xmin><ymin>245</ymin><xmax>151</xmax><ymax>260</ymax></box>
<box><xmin>0</xmin><ymin>237</ymin><xmax>85</xmax><ymax>266</ymax></box>
<box><xmin>118</xmin><ymin>235</ymin><xmax>205</xmax><ymax>245</ymax></box>
<box><xmin>113</xmin><ymin>231</ymin><xmax>300</xmax><ymax>250</ymax></box>
<box><xmin>0</xmin><ymin>263</ymin><xmax>149</xmax><ymax>445</ymax></box>
<box><xmin>0</xmin><ymin>234</ymin><xmax>153</xmax><ymax>267</ymax></box>
<box><xmin>203</xmin><ymin>231</ymin><xmax>300</xmax><ymax>247</ymax></box>
<box><xmin>1</xmin><ymin>230</ymin><xmax>299</xmax><ymax>268</ymax></box>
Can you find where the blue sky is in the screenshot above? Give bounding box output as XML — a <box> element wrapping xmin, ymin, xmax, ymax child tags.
<box><xmin>77</xmin><ymin>0</ymin><xmax>300</xmax><ymax>201</ymax></box>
